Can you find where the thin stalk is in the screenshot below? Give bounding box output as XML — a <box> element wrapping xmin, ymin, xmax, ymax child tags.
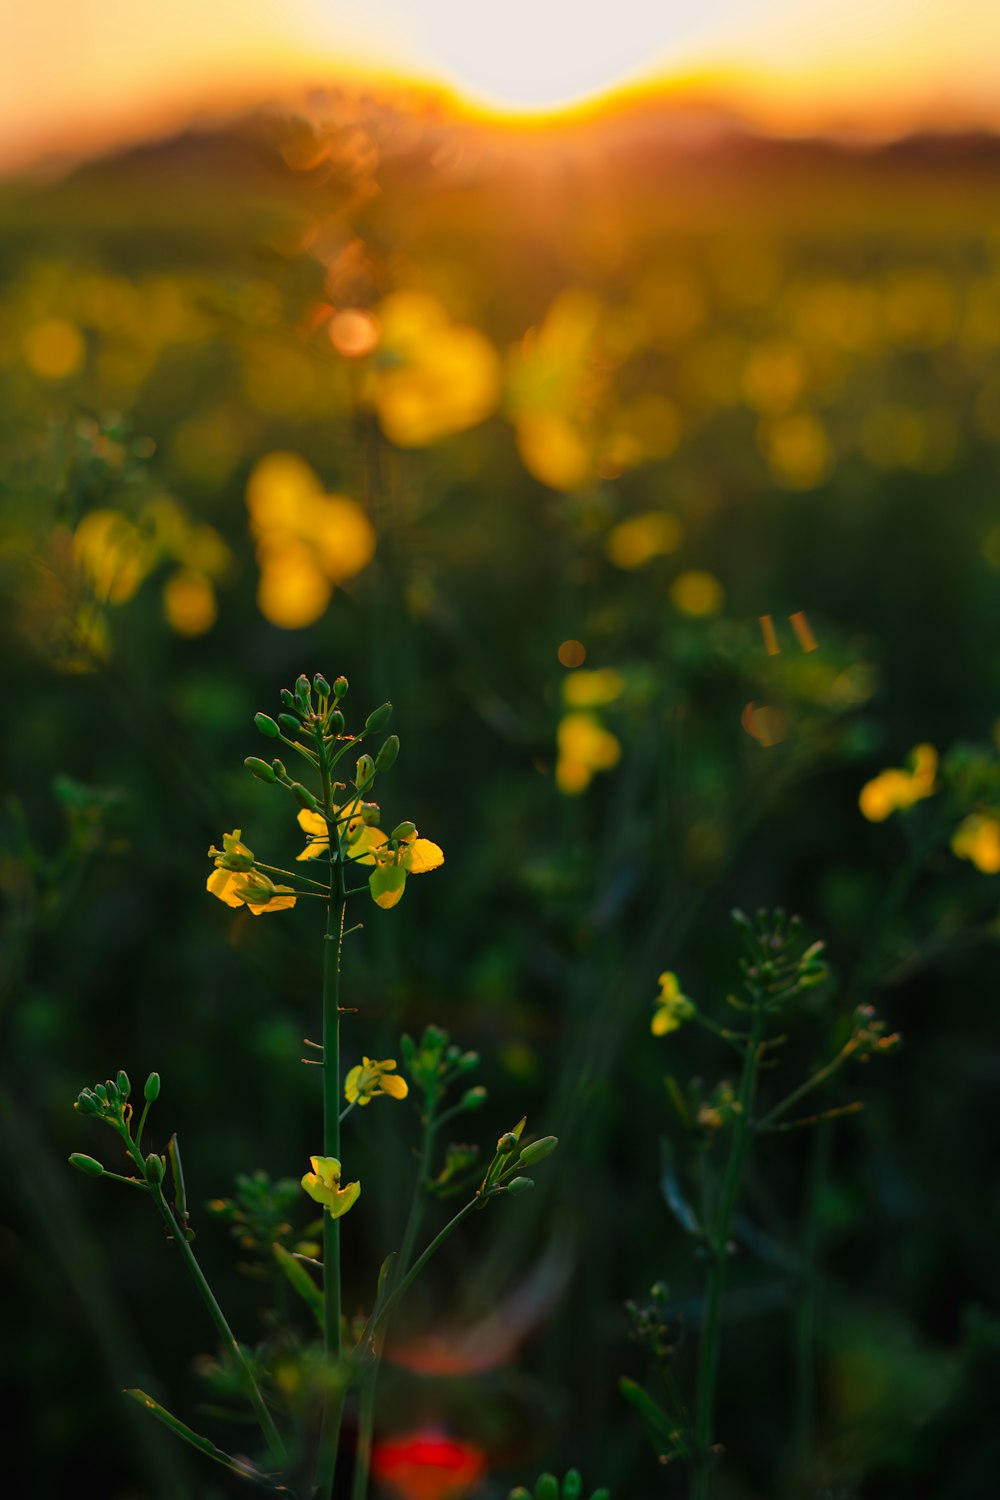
<box><xmin>755</xmin><ymin>1041</ymin><xmax>855</xmax><ymax>1133</ymax></box>
<box><xmin>315</xmin><ymin>812</ymin><xmax>348</xmax><ymax>1499</ymax></box>
<box><xmin>368</xmin><ymin>1196</ymin><xmax>480</xmax><ymax>1343</ymax></box>
<box><xmin>351</xmin><ymin>1103</ymin><xmax>437</xmax><ymax>1500</ymax></box>
<box><xmin>692</xmin><ymin>998</ymin><xmax>765</xmax><ymax>1500</ymax></box>
<box><xmin>122</xmin><ymin>1136</ymin><xmax>287</xmax><ymax>1467</ymax></box>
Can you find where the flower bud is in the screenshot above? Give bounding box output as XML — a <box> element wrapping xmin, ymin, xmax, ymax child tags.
<box><xmin>497</xmin><ymin>1132</ymin><xmax>519</xmax><ymax>1156</ymax></box>
<box><xmin>333</xmin><ymin>675</ymin><xmax>348</xmax><ymax>699</ymax></box>
<box><xmin>74</xmin><ymin>1091</ymin><xmax>101</xmax><ymax>1116</ymax></box>
<box><xmin>329</xmin><ymin>710</ymin><xmax>345</xmax><ymax>734</ymax></box>
<box><xmin>254</xmin><ymin>713</ymin><xmax>280</xmax><ymax>739</ymax></box>
<box><xmin>461</xmin><ymin>1086</ymin><xmax>488</xmax><ymax>1111</ymax></box>
<box><xmin>562</xmin><ymin>1471</ymin><xmax>582</xmax><ymax>1500</ymax></box>
<box><xmin>355</xmin><ymin>754</ymin><xmax>376</xmax><ymax>789</ymax></box>
<box><xmin>314</xmin><ymin>673</ymin><xmax>331</xmax><ymax>697</ymax></box>
<box><xmin>278</xmin><ymin>713</ymin><xmax>301</xmax><ymax>736</ymax></box>
<box><xmin>116</xmin><ymin>1070</ymin><xmax>131</xmax><ymax>1099</ymax></box>
<box><xmin>291</xmin><ymin>782</ymin><xmax>319</xmax><ymax>812</ymax></box>
<box><xmin>271</xmin><ymin>758</ymin><xmax>287</xmax><ymax>779</ymax></box>
<box><xmin>505</xmin><ymin>1176</ymin><xmax>535</xmax><ymax>1197</ymax></box>
<box><xmin>280</xmin><ymin>688</ymin><xmax>296</xmax><ymax>710</ymax></box>
<box><xmin>457</xmin><ymin>1051</ymin><xmax>480</xmax><ymax>1073</ymax></box>
<box><xmin>375</xmin><ymin>735</ymin><xmax>399</xmax><ymax>773</ymax></box>
<box><xmin>69</xmin><ymin>1152</ymin><xmax>105</xmax><ymax>1178</ymax></box>
<box><xmin>144</xmin><ymin>1072</ymin><xmax>161</xmax><ymax>1103</ymax></box>
<box><xmin>295</xmin><ymin>674</ymin><xmax>312</xmax><ymax>710</ymax></box>
<box><xmin>104</xmin><ymin>1079</ymin><xmax>120</xmax><ymax>1105</ymax></box>
<box><xmin>510</xmin><ymin>1490</ymin><xmax>532</xmax><ymax>1500</ymax></box>
<box><xmin>391</xmin><ymin>821</ymin><xmax>416</xmax><ymax>842</ymax></box>
<box><xmin>94</xmin><ymin>1083</ymin><xmax>109</xmax><ymax>1104</ymax></box>
<box><xmin>361</xmin><ymin>803</ymin><xmax>380</xmax><ymax>826</ymax></box>
<box><xmin>365</xmin><ymin>702</ymin><xmax>393</xmax><ymax>733</ymax></box>
<box><xmin>533</xmin><ymin>1475</ymin><xmax>558</xmax><ymax>1500</ymax></box>
<box><xmin>518</xmin><ymin>1135</ymin><xmax>558</xmax><ymax>1167</ymax></box>
<box><xmin>144</xmin><ymin>1152</ymin><xmax>165</xmax><ymax>1185</ymax></box>
<box><xmin>244</xmin><ymin>757</ymin><xmax>277</xmax><ymax>784</ymax></box>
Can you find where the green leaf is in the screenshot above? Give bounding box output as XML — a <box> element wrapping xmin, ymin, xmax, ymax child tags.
<box><xmin>124</xmin><ymin>1389</ymin><xmax>290</xmax><ymax>1491</ymax></box>
<box><xmin>659</xmin><ymin>1139</ymin><xmax>701</xmax><ymax>1237</ymax></box>
<box><xmin>273</xmin><ymin>1244</ymin><xmax>324</xmax><ymax>1332</ymax></box>
<box><xmin>619</xmin><ymin>1376</ymin><xmax>677</xmax><ymax>1446</ymax></box>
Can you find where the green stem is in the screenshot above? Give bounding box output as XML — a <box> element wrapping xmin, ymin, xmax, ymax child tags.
<box><xmin>368</xmin><ymin>1196</ymin><xmax>480</xmax><ymax>1345</ymax></box>
<box><xmin>351</xmin><ymin>1103</ymin><xmax>438</xmax><ymax>1500</ymax></box>
<box><xmin>755</xmin><ymin>1042</ymin><xmax>855</xmax><ymax>1133</ymax></box>
<box><xmin>315</xmin><ymin>834</ymin><xmax>348</xmax><ymax>1500</ymax></box>
<box><xmin>255</xmin><ymin>862</ymin><xmax>331</xmax><ymax>894</ymax></box>
<box><xmin>692</xmin><ymin>999</ymin><xmax>765</xmax><ymax>1500</ymax></box>
<box><xmin>121</xmin><ymin>1128</ymin><xmax>286</xmax><ymax>1468</ymax></box>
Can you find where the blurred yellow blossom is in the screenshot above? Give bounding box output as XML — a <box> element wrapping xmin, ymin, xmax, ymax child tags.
<box><xmin>344</xmin><ymin>1057</ymin><xmax>409</xmax><ymax>1106</ymax></box>
<box><xmin>556</xmin><ymin>712</ymin><xmax>621</xmax><ymax>795</ymax></box>
<box><xmin>368</xmin><ymin>291</ymin><xmax>500</xmax><ymax>447</ymax></box>
<box><xmin>23</xmin><ymin>319</ymin><xmax>85</xmax><ymax>380</ymax></box>
<box><xmin>758</xmin><ymin>412</ymin><xmax>833</xmax><ymax>490</ymax></box>
<box><xmin>562</xmin><ymin>668</ymin><xmax>625</xmax><ymax>708</ymax></box>
<box><xmin>605</xmin><ymin>512</ymin><xmax>683</xmax><ymax>570</ymax></box>
<box><xmin>301</xmin><ymin>1156</ymin><xmax>360</xmax><ymax>1218</ymax></box>
<box><xmin>162</xmin><ymin>569</ymin><xmax>217</xmax><ymax>637</ymax></box>
<box><xmin>859</xmin><ymin>744</ymin><xmax>937</xmax><ymax>822</ymax></box>
<box><xmin>72</xmin><ymin>510</ymin><xmax>153</xmax><ymax>605</ymax></box>
<box><xmin>670</xmin><ymin>570</ymin><xmax>724</xmax><ymax>618</ymax></box>
<box><xmin>652</xmin><ymin>972</ymin><xmax>696</xmax><ymax>1036</ymax></box>
<box><xmin>245</xmin><ymin>451</ymin><xmax>376</xmax><ymax>628</ymax></box>
<box><xmin>951</xmin><ymin>814</ymin><xmax>1000</xmax><ymax>874</ymax></box>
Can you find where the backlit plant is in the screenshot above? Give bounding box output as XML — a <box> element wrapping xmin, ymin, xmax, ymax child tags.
<box><xmin>70</xmin><ymin>673</ymin><xmax>558</xmax><ymax>1497</ymax></box>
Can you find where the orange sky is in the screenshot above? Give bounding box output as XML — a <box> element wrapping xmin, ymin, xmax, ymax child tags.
<box><xmin>4</xmin><ymin>0</ymin><xmax>1000</xmax><ymax>169</ymax></box>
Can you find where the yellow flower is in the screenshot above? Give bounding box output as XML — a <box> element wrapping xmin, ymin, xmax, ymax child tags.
<box><xmin>952</xmin><ymin>813</ymin><xmax>1000</xmax><ymax>874</ymax></box>
<box><xmin>555</xmin><ymin>711</ymin><xmax>621</xmax><ymax>795</ymax></box>
<box><xmin>859</xmin><ymin>743</ymin><xmax>937</xmax><ymax>822</ymax></box>
<box><xmin>300</xmin><ymin>1156</ymin><xmax>360</xmax><ymax>1219</ymax></box>
<box><xmin>206</xmin><ymin>831</ymin><xmax>296</xmax><ymax>914</ymax></box>
<box><xmin>367</xmin><ymin>829</ymin><xmax>445</xmax><ymax>910</ymax></box>
<box><xmin>296</xmin><ymin>806</ymin><xmax>388</xmax><ymax>864</ymax></box>
<box><xmin>652</xmin><ymin>972</ymin><xmax>696</xmax><ymax>1036</ymax></box>
<box><xmin>344</xmin><ymin>1057</ymin><xmax>409</xmax><ymax>1106</ymax></box>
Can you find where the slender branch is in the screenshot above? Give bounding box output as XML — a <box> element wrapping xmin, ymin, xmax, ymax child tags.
<box><xmin>255</xmin><ymin>862</ymin><xmax>331</xmax><ymax>894</ymax></box>
<box><xmin>692</xmin><ymin>997</ymin><xmax>765</xmax><ymax>1500</ymax></box>
<box><xmin>368</xmin><ymin>1196</ymin><xmax>480</xmax><ymax>1344</ymax></box>
<box><xmin>120</xmin><ymin>1135</ymin><xmax>287</xmax><ymax>1466</ymax></box>
<box><xmin>754</xmin><ymin>1042</ymin><xmax>856</xmax><ymax>1133</ymax></box>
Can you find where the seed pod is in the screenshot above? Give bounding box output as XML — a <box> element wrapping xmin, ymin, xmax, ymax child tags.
<box><xmin>244</xmin><ymin>757</ymin><xmax>277</xmax><ymax>784</ymax></box>
<box><xmin>375</xmin><ymin>735</ymin><xmax>399</xmax><ymax>773</ymax></box>
<box><xmin>518</xmin><ymin>1135</ymin><xmax>558</xmax><ymax>1167</ymax></box>
<box><xmin>365</xmin><ymin>702</ymin><xmax>393</xmax><ymax>733</ymax></box>
<box><xmin>69</xmin><ymin>1153</ymin><xmax>105</xmax><ymax>1178</ymax></box>
<box><xmin>144</xmin><ymin>1152</ymin><xmax>165</xmax><ymax>1185</ymax></box>
<box><xmin>254</xmin><ymin>713</ymin><xmax>280</xmax><ymax>739</ymax></box>
<box><xmin>144</xmin><ymin>1072</ymin><xmax>161</xmax><ymax>1103</ymax></box>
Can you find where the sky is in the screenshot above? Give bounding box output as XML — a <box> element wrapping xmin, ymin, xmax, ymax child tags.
<box><xmin>3</xmin><ymin>0</ymin><xmax>1000</xmax><ymax>168</ymax></box>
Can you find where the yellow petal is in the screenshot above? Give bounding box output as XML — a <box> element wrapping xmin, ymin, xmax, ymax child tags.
<box><xmin>344</xmin><ymin>1065</ymin><xmax>361</xmax><ymax>1104</ymax></box>
<box><xmin>651</xmin><ymin>1006</ymin><xmax>681</xmax><ymax>1036</ymax></box>
<box><xmin>346</xmin><ymin>825</ymin><xmax>388</xmax><ymax>866</ymax></box>
<box><xmin>207</xmin><ymin>868</ymin><xmax>245</xmax><ymax>908</ymax></box>
<box><xmin>326</xmin><ymin>1180</ymin><xmax>361</xmax><ymax>1219</ymax></box>
<box><xmin>298</xmin><ymin>809</ymin><xmax>327</xmax><ymax>837</ymax></box>
<box><xmin>406</xmin><ymin>838</ymin><xmax>444</xmax><ymax>874</ymax></box>
<box><xmin>381</xmin><ymin>1074</ymin><xmax>409</xmax><ymax>1099</ymax></box>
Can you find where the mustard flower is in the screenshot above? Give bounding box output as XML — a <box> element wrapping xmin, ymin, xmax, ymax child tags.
<box><xmin>206</xmin><ymin>830</ymin><xmax>297</xmax><ymax>914</ymax></box>
<box><xmin>858</xmin><ymin>743</ymin><xmax>937</xmax><ymax>822</ymax></box>
<box><xmin>344</xmin><ymin>1056</ymin><xmax>409</xmax><ymax>1107</ymax></box>
<box><xmin>367</xmin><ymin>828</ymin><xmax>444</xmax><ymax>910</ymax></box>
<box><xmin>296</xmin><ymin>805</ymin><xmax>387</xmax><ymax>864</ymax></box>
<box><xmin>952</xmin><ymin>812</ymin><xmax>1000</xmax><ymax>874</ymax></box>
<box><xmin>300</xmin><ymin>1156</ymin><xmax>360</xmax><ymax>1218</ymax></box>
<box><xmin>652</xmin><ymin>971</ymin><xmax>696</xmax><ymax>1036</ymax></box>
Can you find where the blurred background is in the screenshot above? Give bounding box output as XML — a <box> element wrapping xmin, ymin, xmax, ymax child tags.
<box><xmin>3</xmin><ymin>4</ymin><xmax>1000</xmax><ymax>1498</ymax></box>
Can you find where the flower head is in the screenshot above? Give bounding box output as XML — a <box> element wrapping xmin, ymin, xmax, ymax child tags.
<box><xmin>859</xmin><ymin>743</ymin><xmax>937</xmax><ymax>822</ymax></box>
<box><xmin>952</xmin><ymin>812</ymin><xmax>1000</xmax><ymax>873</ymax></box>
<box><xmin>368</xmin><ymin>828</ymin><xmax>444</xmax><ymax>909</ymax></box>
<box><xmin>652</xmin><ymin>971</ymin><xmax>696</xmax><ymax>1036</ymax></box>
<box><xmin>297</xmin><ymin>805</ymin><xmax>387</xmax><ymax>864</ymax></box>
<box><xmin>300</xmin><ymin>1156</ymin><xmax>360</xmax><ymax>1218</ymax></box>
<box><xmin>206</xmin><ymin>837</ymin><xmax>297</xmax><ymax>915</ymax></box>
<box><xmin>345</xmin><ymin>1056</ymin><xmax>409</xmax><ymax>1107</ymax></box>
